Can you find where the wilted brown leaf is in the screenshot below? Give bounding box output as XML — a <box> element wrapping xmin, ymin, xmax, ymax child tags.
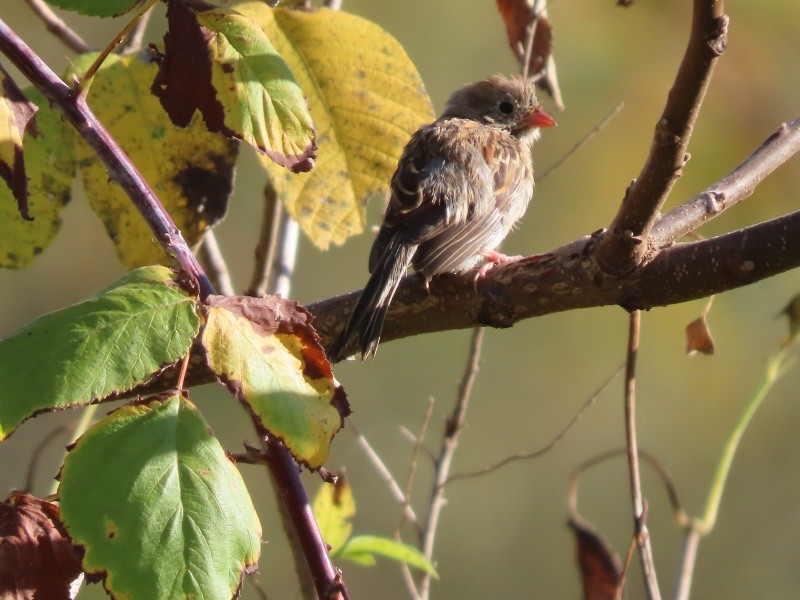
<box><xmin>0</xmin><ymin>492</ymin><xmax>83</xmax><ymax>600</ymax></box>
<box><xmin>495</xmin><ymin>0</ymin><xmax>552</xmax><ymax>75</ymax></box>
<box><xmin>779</xmin><ymin>293</ymin><xmax>800</xmax><ymax>345</ymax></box>
<box><xmin>685</xmin><ymin>315</ymin><xmax>715</xmax><ymax>356</ymax></box>
<box><xmin>569</xmin><ymin>517</ymin><xmax>623</xmax><ymax>600</ymax></box>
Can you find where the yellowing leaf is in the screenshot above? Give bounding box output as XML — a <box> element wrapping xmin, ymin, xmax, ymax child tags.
<box><xmin>153</xmin><ymin>0</ymin><xmax>316</xmax><ymax>172</ymax></box>
<box><xmin>313</xmin><ymin>478</ymin><xmax>355</xmax><ymax>552</ymax></box>
<box><xmin>237</xmin><ymin>2</ymin><xmax>434</xmax><ymax>249</ymax></box>
<box><xmin>71</xmin><ymin>53</ymin><xmax>237</xmax><ymax>269</ymax></box>
<box><xmin>202</xmin><ymin>295</ymin><xmax>350</xmax><ymax>468</ymax></box>
<box><xmin>0</xmin><ymin>88</ymin><xmax>74</xmax><ymax>269</ymax></box>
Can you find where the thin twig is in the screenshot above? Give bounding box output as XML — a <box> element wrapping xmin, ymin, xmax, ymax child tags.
<box><xmin>397</xmin><ymin>397</ymin><xmax>435</xmax><ymax>534</ymax></box>
<box><xmin>418</xmin><ymin>326</ymin><xmax>484</xmax><ymax>600</ymax></box>
<box><xmin>273</xmin><ymin>216</ymin><xmax>300</xmax><ymax>298</ymax></box>
<box><xmin>538</xmin><ymin>102</ymin><xmax>624</xmax><ymax>182</ymax></box>
<box><xmin>245</xmin><ymin>182</ymin><xmax>283</xmax><ymax>297</ymax></box>
<box><xmin>399</xmin><ymin>425</ymin><xmax>437</xmax><ymax>463</ymax></box>
<box><xmin>350</xmin><ymin>420</ymin><xmax>420</xmax><ymax>528</ymax></box>
<box><xmin>673</xmin><ymin>527</ymin><xmax>701</xmax><ymax>600</ymax></box>
<box><xmin>447</xmin><ymin>363</ymin><xmax>624</xmax><ymax>484</ymax></box>
<box><xmin>23</xmin><ymin>424</ymin><xmax>68</xmax><ymax>493</ymax></box>
<box><xmin>199</xmin><ymin>230</ymin><xmax>235</xmax><ymax>296</ymax></box>
<box><xmin>623</xmin><ymin>311</ymin><xmax>661</xmax><ymax>599</ymax></box>
<box><xmin>118</xmin><ymin>3</ymin><xmax>154</xmax><ymax>56</ymax></box>
<box><xmin>23</xmin><ymin>0</ymin><xmax>90</xmax><ymax>54</ymax></box>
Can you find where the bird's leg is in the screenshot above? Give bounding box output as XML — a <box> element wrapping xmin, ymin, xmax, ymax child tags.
<box><xmin>472</xmin><ymin>249</ymin><xmax>524</xmax><ymax>289</ymax></box>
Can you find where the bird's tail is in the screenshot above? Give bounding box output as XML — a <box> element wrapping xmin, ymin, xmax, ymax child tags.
<box><xmin>327</xmin><ymin>238</ymin><xmax>415</xmax><ymax>363</ymax></box>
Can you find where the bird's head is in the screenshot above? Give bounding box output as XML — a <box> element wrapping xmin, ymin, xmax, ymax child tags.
<box><xmin>440</xmin><ymin>74</ymin><xmax>556</xmax><ymax>143</ymax></box>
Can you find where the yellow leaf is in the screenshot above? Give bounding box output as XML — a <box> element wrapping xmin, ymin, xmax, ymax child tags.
<box><xmin>71</xmin><ymin>53</ymin><xmax>237</xmax><ymax>269</ymax></box>
<box><xmin>237</xmin><ymin>2</ymin><xmax>434</xmax><ymax>249</ymax></box>
<box><xmin>313</xmin><ymin>478</ymin><xmax>355</xmax><ymax>552</ymax></box>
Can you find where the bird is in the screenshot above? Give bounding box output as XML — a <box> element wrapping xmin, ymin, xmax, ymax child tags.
<box><xmin>326</xmin><ymin>74</ymin><xmax>556</xmax><ymax>362</ymax></box>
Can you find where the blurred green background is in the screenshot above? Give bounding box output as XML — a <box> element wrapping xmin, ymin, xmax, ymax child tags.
<box><xmin>2</xmin><ymin>1</ymin><xmax>800</xmax><ymax>598</ymax></box>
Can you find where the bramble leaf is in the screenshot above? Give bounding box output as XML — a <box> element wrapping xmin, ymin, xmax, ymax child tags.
<box><xmin>0</xmin><ymin>266</ymin><xmax>200</xmax><ymax>439</ymax></box>
<box><xmin>59</xmin><ymin>394</ymin><xmax>261</xmax><ymax>600</ymax></box>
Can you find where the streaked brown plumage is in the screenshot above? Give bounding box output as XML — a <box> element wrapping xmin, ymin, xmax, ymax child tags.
<box><xmin>327</xmin><ymin>74</ymin><xmax>555</xmax><ymax>362</ymax></box>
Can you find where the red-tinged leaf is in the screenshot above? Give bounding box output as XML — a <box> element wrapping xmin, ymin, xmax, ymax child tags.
<box><xmin>685</xmin><ymin>315</ymin><xmax>715</xmax><ymax>355</ymax></box>
<box><xmin>202</xmin><ymin>295</ymin><xmax>350</xmax><ymax>468</ymax></box>
<box><xmin>569</xmin><ymin>517</ymin><xmax>623</xmax><ymax>600</ymax></box>
<box><xmin>0</xmin><ymin>65</ymin><xmax>38</xmax><ymax>221</ymax></box>
<box><xmin>0</xmin><ymin>492</ymin><xmax>83</xmax><ymax>600</ymax></box>
<box><xmin>495</xmin><ymin>0</ymin><xmax>553</xmax><ymax>76</ymax></box>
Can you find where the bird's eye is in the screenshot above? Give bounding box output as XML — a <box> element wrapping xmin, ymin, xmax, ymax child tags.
<box><xmin>498</xmin><ymin>100</ymin><xmax>515</xmax><ymax>115</ymax></box>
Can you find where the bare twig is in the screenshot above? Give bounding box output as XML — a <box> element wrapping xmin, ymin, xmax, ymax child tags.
<box><xmin>418</xmin><ymin>326</ymin><xmax>484</xmax><ymax>600</ymax></box>
<box><xmin>623</xmin><ymin>311</ymin><xmax>661</xmax><ymax>599</ymax></box>
<box><xmin>538</xmin><ymin>102</ymin><xmax>624</xmax><ymax>182</ymax></box>
<box><xmin>23</xmin><ymin>0</ymin><xmax>90</xmax><ymax>54</ymax></box>
<box><xmin>447</xmin><ymin>363</ymin><xmax>624</xmax><ymax>484</ymax></box>
<box><xmin>245</xmin><ymin>182</ymin><xmax>283</xmax><ymax>297</ymax></box>
<box><xmin>397</xmin><ymin>397</ymin><xmax>435</xmax><ymax>533</ymax></box>
<box><xmin>399</xmin><ymin>425</ymin><xmax>437</xmax><ymax>462</ymax></box>
<box><xmin>653</xmin><ymin>118</ymin><xmax>800</xmax><ymax>244</ymax></box>
<box><xmin>118</xmin><ymin>2</ymin><xmax>153</xmax><ymax>56</ymax></box>
<box><xmin>350</xmin><ymin>421</ymin><xmax>420</xmax><ymax>528</ymax></box>
<box><xmin>673</xmin><ymin>527</ymin><xmax>701</xmax><ymax>600</ymax></box>
<box><xmin>273</xmin><ymin>217</ymin><xmax>300</xmax><ymax>298</ymax></box>
<box><xmin>597</xmin><ymin>0</ymin><xmax>728</xmax><ymax>274</ymax></box>
<box><xmin>23</xmin><ymin>424</ymin><xmax>68</xmax><ymax>493</ymax></box>
<box><xmin>199</xmin><ymin>230</ymin><xmax>235</xmax><ymax>296</ymax></box>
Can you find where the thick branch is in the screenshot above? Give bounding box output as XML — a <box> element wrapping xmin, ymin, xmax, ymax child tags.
<box><xmin>310</xmin><ymin>209</ymin><xmax>800</xmax><ymax>359</ymax></box>
<box><xmin>596</xmin><ymin>0</ymin><xmax>727</xmax><ymax>273</ymax></box>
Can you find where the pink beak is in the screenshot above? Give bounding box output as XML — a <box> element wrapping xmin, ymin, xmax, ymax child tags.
<box><xmin>523</xmin><ymin>106</ymin><xmax>557</xmax><ymax>129</ymax></box>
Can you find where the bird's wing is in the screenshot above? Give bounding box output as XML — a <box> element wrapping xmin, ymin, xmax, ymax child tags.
<box><xmin>412</xmin><ymin>130</ymin><xmax>533</xmax><ymax>276</ymax></box>
<box><xmin>369</xmin><ymin>121</ymin><xmax>496</xmax><ymax>273</ymax></box>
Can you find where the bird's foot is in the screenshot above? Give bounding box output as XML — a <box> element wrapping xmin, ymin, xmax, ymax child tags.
<box><xmin>472</xmin><ymin>250</ymin><xmax>524</xmax><ymax>290</ymax></box>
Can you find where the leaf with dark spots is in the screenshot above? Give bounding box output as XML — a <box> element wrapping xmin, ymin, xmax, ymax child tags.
<box><xmin>202</xmin><ymin>295</ymin><xmax>349</xmax><ymax>468</ymax></box>
<box><xmin>568</xmin><ymin>517</ymin><xmax>623</xmax><ymax>600</ymax></box>
<box><xmin>0</xmin><ymin>492</ymin><xmax>83</xmax><ymax>600</ymax></box>
<box><xmin>0</xmin><ymin>65</ymin><xmax>39</xmax><ymax>221</ymax></box>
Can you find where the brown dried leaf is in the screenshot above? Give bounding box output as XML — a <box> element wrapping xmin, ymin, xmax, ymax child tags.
<box><xmin>779</xmin><ymin>294</ymin><xmax>800</xmax><ymax>345</ymax></box>
<box><xmin>0</xmin><ymin>65</ymin><xmax>38</xmax><ymax>221</ymax></box>
<box><xmin>685</xmin><ymin>315</ymin><xmax>715</xmax><ymax>356</ymax></box>
<box><xmin>0</xmin><ymin>492</ymin><xmax>83</xmax><ymax>600</ymax></box>
<box><xmin>496</xmin><ymin>0</ymin><xmax>552</xmax><ymax>75</ymax></box>
<box><xmin>569</xmin><ymin>517</ymin><xmax>623</xmax><ymax>600</ymax></box>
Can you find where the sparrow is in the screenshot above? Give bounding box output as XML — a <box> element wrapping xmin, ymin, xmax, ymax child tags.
<box><xmin>327</xmin><ymin>74</ymin><xmax>555</xmax><ymax>362</ymax></box>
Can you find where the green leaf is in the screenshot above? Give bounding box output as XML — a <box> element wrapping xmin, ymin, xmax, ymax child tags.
<box><xmin>70</xmin><ymin>53</ymin><xmax>237</xmax><ymax>269</ymax></box>
<box><xmin>202</xmin><ymin>295</ymin><xmax>349</xmax><ymax>468</ymax></box>
<box><xmin>0</xmin><ymin>266</ymin><xmax>200</xmax><ymax>440</ymax></box>
<box><xmin>0</xmin><ymin>88</ymin><xmax>75</xmax><ymax>269</ymax></box>
<box><xmin>237</xmin><ymin>2</ymin><xmax>435</xmax><ymax>249</ymax></box>
<box><xmin>153</xmin><ymin>0</ymin><xmax>316</xmax><ymax>172</ymax></box>
<box><xmin>59</xmin><ymin>394</ymin><xmax>261</xmax><ymax>600</ymax></box>
<box><xmin>44</xmin><ymin>0</ymin><xmax>142</xmax><ymax>17</ymax></box>
<box><xmin>337</xmin><ymin>535</ymin><xmax>438</xmax><ymax>577</ymax></box>
<box><xmin>312</xmin><ymin>480</ymin><xmax>355</xmax><ymax>552</ymax></box>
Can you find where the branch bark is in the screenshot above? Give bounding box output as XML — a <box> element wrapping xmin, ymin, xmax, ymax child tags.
<box><xmin>596</xmin><ymin>0</ymin><xmax>728</xmax><ymax>274</ymax></box>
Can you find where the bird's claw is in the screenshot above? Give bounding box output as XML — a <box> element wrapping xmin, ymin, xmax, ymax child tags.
<box><xmin>472</xmin><ymin>250</ymin><xmax>524</xmax><ymax>290</ymax></box>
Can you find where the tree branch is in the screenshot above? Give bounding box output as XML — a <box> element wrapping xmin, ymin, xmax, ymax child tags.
<box><xmin>653</xmin><ymin>118</ymin><xmax>800</xmax><ymax>243</ymax></box>
<box><xmin>596</xmin><ymin>0</ymin><xmax>728</xmax><ymax>274</ymax></box>
<box><xmin>23</xmin><ymin>0</ymin><xmax>90</xmax><ymax>54</ymax></box>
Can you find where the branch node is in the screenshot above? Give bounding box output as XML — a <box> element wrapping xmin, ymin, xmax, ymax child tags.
<box><xmin>655</xmin><ymin>118</ymin><xmax>680</xmax><ymax>146</ymax></box>
<box><xmin>702</xmin><ymin>191</ymin><xmax>727</xmax><ymax>215</ymax></box>
<box><xmin>739</xmin><ymin>260</ymin><xmax>755</xmax><ymax>273</ymax></box>
<box><xmin>707</xmin><ymin>16</ymin><xmax>729</xmax><ymax>56</ymax></box>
